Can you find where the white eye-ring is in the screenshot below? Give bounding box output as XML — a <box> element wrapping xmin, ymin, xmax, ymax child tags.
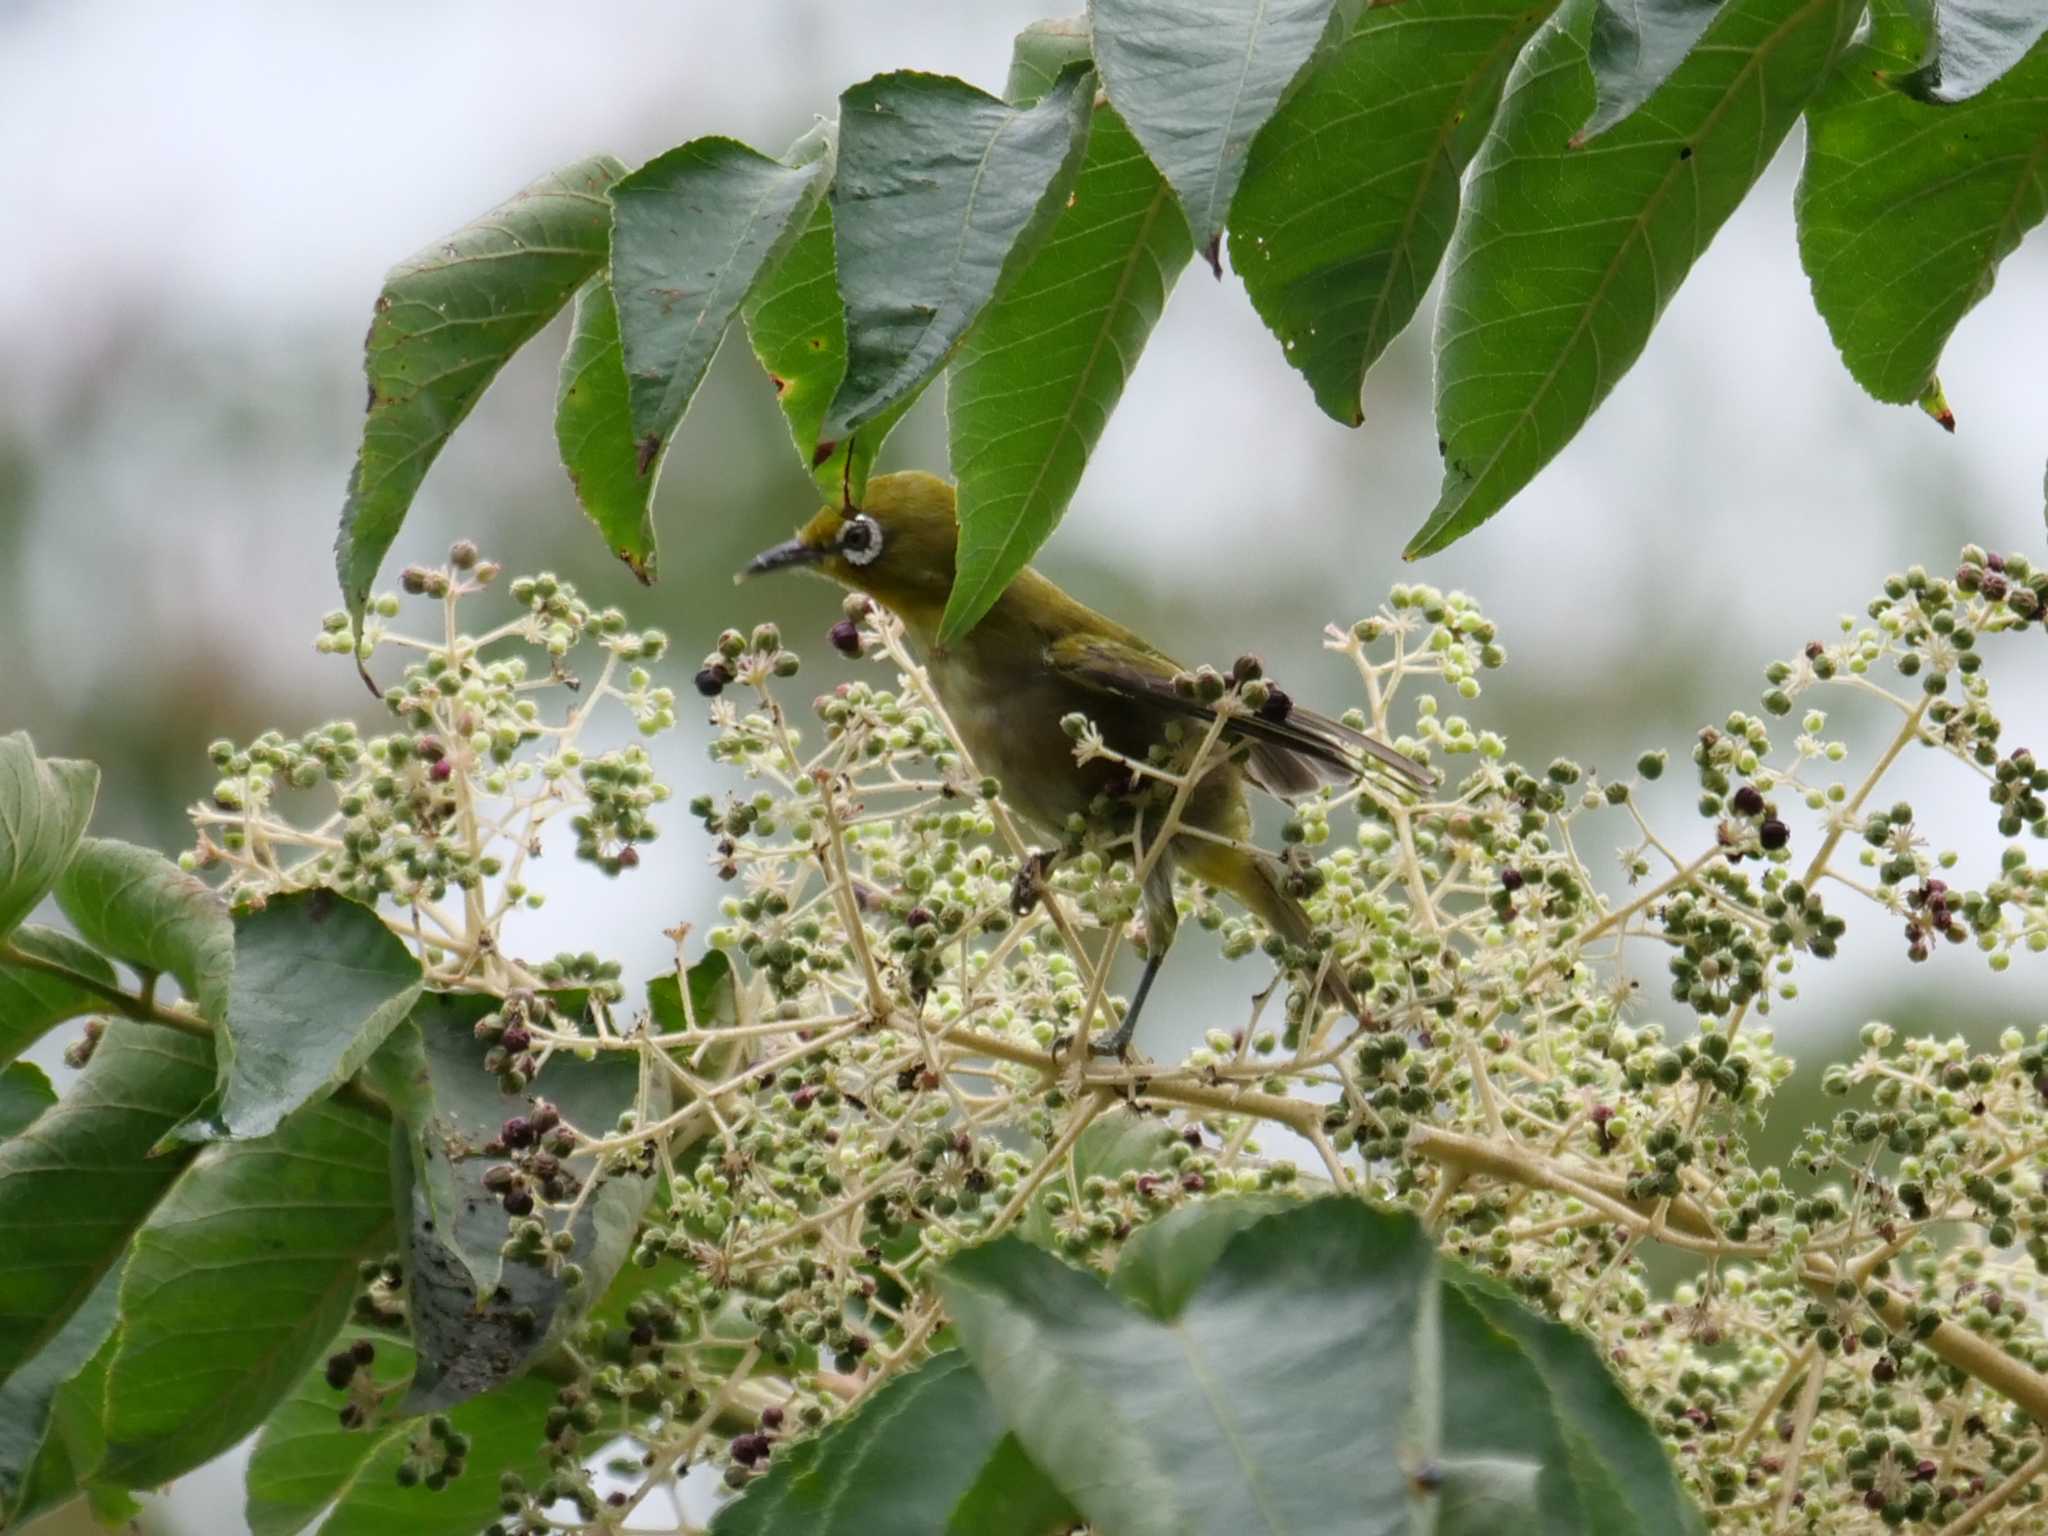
<box><xmin>839</xmin><ymin>514</ymin><xmax>883</xmax><ymax>567</ymax></box>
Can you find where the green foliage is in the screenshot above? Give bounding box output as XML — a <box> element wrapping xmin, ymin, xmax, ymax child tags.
<box><xmin>0</xmin><ymin>732</ymin><xmax>96</xmax><ymax>942</ymax></box>
<box><xmin>0</xmin><ymin>926</ymin><xmax>118</xmax><ymax>1067</ymax></box>
<box><xmin>1903</xmin><ymin>0</ymin><xmax>2048</xmax><ymax>100</ymax></box>
<box><xmin>55</xmin><ymin>836</ymin><xmax>233</xmax><ymax>1024</ymax></box>
<box><xmin>1798</xmin><ymin>0</ymin><xmax>2048</xmax><ymax>406</ymax></box>
<box><xmin>554</xmin><ymin>277</ymin><xmax>657</xmax><ymax>577</ymax></box>
<box><xmin>1580</xmin><ymin>0</ymin><xmax>1725</xmax><ymax>140</ymax></box>
<box><xmin>0</xmin><ymin>1064</ymin><xmax>52</xmax><ymax>1138</ymax></box>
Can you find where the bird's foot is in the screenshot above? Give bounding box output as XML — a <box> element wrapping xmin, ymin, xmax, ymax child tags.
<box><xmin>1010</xmin><ymin>849</ymin><xmax>1057</xmax><ymax>917</ymax></box>
<box><xmin>1088</xmin><ymin>1024</ymin><xmax>1136</xmax><ymax>1060</ymax></box>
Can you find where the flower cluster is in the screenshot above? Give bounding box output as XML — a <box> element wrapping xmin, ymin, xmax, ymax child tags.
<box><xmin>201</xmin><ymin>544</ymin><xmax>2048</xmax><ymax>1534</ymax></box>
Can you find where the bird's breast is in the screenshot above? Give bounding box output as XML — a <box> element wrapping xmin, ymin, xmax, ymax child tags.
<box><xmin>926</xmin><ymin>645</ymin><xmax>1096</xmax><ymax>837</ymax></box>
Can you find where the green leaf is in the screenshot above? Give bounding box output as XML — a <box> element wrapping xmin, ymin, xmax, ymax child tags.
<box><xmin>824</xmin><ymin>68</ymin><xmax>1094</xmax><ymax>443</ymax></box>
<box><xmin>1437</xmin><ymin>1457</ymin><xmax>1548</xmax><ymax>1530</ymax></box>
<box><xmin>379</xmin><ymin>993</ymin><xmax>661</xmax><ymax>1412</ymax></box>
<box><xmin>645</xmin><ymin>948</ymin><xmax>737</xmax><ymax>1034</ymax></box>
<box><xmin>554</xmin><ymin>277</ymin><xmax>658</xmax><ymax>579</ymax></box>
<box><xmin>1110</xmin><ymin>1191</ymin><xmax>1294</xmax><ymax>1317</ymax></box>
<box><xmin>1905</xmin><ymin>0</ymin><xmax>2048</xmax><ymax>101</ymax></box>
<box><xmin>176</xmin><ymin>889</ymin><xmax>422</xmax><ymax>1144</ymax></box>
<box><xmin>1019</xmin><ymin>1109</ymin><xmax>1180</xmax><ymax>1250</ymax></box>
<box><xmin>54</xmin><ymin>836</ymin><xmax>234</xmax><ymax>1024</ymax></box>
<box><xmin>1090</xmin><ymin>0</ymin><xmax>1341</xmax><ymax>266</ymax></box>
<box><xmin>0</xmin><ymin>732</ymin><xmax>97</xmax><ymax>944</ymax></box>
<box><xmin>244</xmin><ymin>1330</ymin><xmax>558</xmax><ymax>1536</ymax></box>
<box><xmin>610</xmin><ymin>136</ymin><xmax>829</xmax><ymax>503</ymax></box>
<box><xmin>0</xmin><ymin>1263</ymin><xmax>122</xmax><ymax>1529</ymax></box>
<box><xmin>0</xmin><ymin>1063</ymin><xmax>53</xmax><ymax>1138</ymax></box>
<box><xmin>1437</xmin><ymin>1283</ymin><xmax>1586</xmax><ymax>1533</ymax></box>
<box><xmin>98</xmin><ymin>1096</ymin><xmax>395</xmax><ymax>1488</ymax></box>
<box><xmin>939</xmin><ymin>29</ymin><xmax>1195</xmax><ymax>644</ymax></box>
<box><xmin>1579</xmin><ymin>0</ymin><xmax>1725</xmax><ymax>141</ymax></box>
<box><xmin>711</xmin><ymin>1351</ymin><xmax>1076</xmax><ymax>1536</ymax></box>
<box><xmin>0</xmin><ymin>1023</ymin><xmax>214</xmax><ymax>1383</ymax></box>
<box><xmin>939</xmin><ymin>1199</ymin><xmax>1437</xmax><ymax>1536</ymax></box>
<box><xmin>335</xmin><ymin>155</ymin><xmax>624</xmax><ymax>623</ymax></box>
<box><xmin>1447</xmin><ymin>1269</ymin><xmax>1705</xmax><ymax>1535</ymax></box>
<box><xmin>0</xmin><ymin>926</ymin><xmax>118</xmax><ymax>1069</ymax></box>
<box><xmin>1797</xmin><ymin>6</ymin><xmax>2048</xmax><ymax>406</ymax></box>
<box><xmin>1229</xmin><ymin>0</ymin><xmax>1553</xmax><ymax>427</ymax></box>
<box><xmin>1412</xmin><ymin>0</ymin><xmax>1859</xmax><ymax>557</ymax></box>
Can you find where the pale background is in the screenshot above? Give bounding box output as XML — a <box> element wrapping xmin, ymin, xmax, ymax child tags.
<box><xmin>4</xmin><ymin>3</ymin><xmax>2047</xmax><ymax>1531</ymax></box>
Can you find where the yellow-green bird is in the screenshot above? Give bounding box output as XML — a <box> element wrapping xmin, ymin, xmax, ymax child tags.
<box><xmin>742</xmin><ymin>470</ymin><xmax>1431</xmax><ymax>1054</ymax></box>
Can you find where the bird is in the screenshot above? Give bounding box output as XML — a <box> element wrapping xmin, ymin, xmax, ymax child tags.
<box><xmin>740</xmin><ymin>470</ymin><xmax>1432</xmax><ymax>1056</ymax></box>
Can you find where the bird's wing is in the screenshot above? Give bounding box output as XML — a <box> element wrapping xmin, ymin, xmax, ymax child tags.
<box><xmin>1045</xmin><ymin>632</ymin><xmax>1433</xmax><ymax>797</ymax></box>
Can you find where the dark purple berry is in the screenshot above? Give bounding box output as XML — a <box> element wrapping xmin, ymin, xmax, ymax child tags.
<box><xmin>1257</xmin><ymin>685</ymin><xmax>1292</xmax><ymax>723</ymax></box>
<box><xmin>501</xmin><ymin>1116</ymin><xmax>535</xmax><ymax>1149</ymax></box>
<box><xmin>1758</xmin><ymin>818</ymin><xmax>1790</xmax><ymax>851</ymax></box>
<box><xmin>1731</xmin><ymin>785</ymin><xmax>1765</xmax><ymax>817</ymax></box>
<box><xmin>694</xmin><ymin>664</ymin><xmax>732</xmax><ymax>698</ymax></box>
<box><xmin>503</xmin><ymin>1189</ymin><xmax>535</xmax><ymax>1217</ymax></box>
<box><xmin>351</xmin><ymin>1339</ymin><xmax>376</xmax><ymax>1365</ymax></box>
<box><xmin>828</xmin><ymin>618</ymin><xmax>862</xmax><ymax>656</ymax></box>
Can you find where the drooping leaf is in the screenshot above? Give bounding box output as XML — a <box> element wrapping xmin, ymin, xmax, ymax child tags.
<box><xmin>711</xmin><ymin>1351</ymin><xmax>1076</xmax><ymax>1536</ymax></box>
<box><xmin>244</xmin><ymin>1330</ymin><xmax>559</xmax><ymax>1536</ymax></box>
<box><xmin>0</xmin><ymin>1063</ymin><xmax>53</xmax><ymax>1139</ymax></box>
<box><xmin>1904</xmin><ymin>0</ymin><xmax>2048</xmax><ymax>101</ymax></box>
<box><xmin>374</xmin><ymin>993</ymin><xmax>660</xmax><ymax>1412</ymax></box>
<box><xmin>1089</xmin><ymin>0</ymin><xmax>1341</xmax><ymax>266</ymax></box>
<box><xmin>335</xmin><ymin>155</ymin><xmax>624</xmax><ymax>623</ymax></box>
<box><xmin>742</xmin><ymin>129</ymin><xmax>916</xmax><ymax>506</ymax></box>
<box><xmin>98</xmin><ymin>1096</ymin><xmax>394</xmax><ymax>1488</ymax></box>
<box><xmin>54</xmin><ymin>836</ymin><xmax>234</xmax><ymax>1024</ymax></box>
<box><xmin>0</xmin><ymin>1023</ymin><xmax>213</xmax><ymax>1381</ymax></box>
<box><xmin>1579</xmin><ymin>0</ymin><xmax>1725</xmax><ymax>141</ymax></box>
<box><xmin>939</xmin><ymin>20</ymin><xmax>1195</xmax><ymax>644</ymax></box>
<box><xmin>1229</xmin><ymin>0</ymin><xmax>1554</xmax><ymax>427</ymax></box>
<box><xmin>554</xmin><ymin>278</ymin><xmax>658</xmax><ymax>579</ymax></box>
<box><xmin>1110</xmin><ymin>1190</ymin><xmax>1294</xmax><ymax>1318</ymax></box>
<box><xmin>0</xmin><ymin>926</ymin><xmax>118</xmax><ymax>1070</ymax></box>
<box><xmin>1448</xmin><ymin>1269</ymin><xmax>1706</xmax><ymax>1535</ymax></box>
<box><xmin>174</xmin><ymin>889</ymin><xmax>422</xmax><ymax>1144</ymax></box>
<box><xmin>1412</xmin><ymin>0</ymin><xmax>1859</xmax><ymax>557</ymax></box>
<box><xmin>0</xmin><ymin>1263</ymin><xmax>123</xmax><ymax>1529</ymax></box>
<box><xmin>824</xmin><ymin>68</ymin><xmax>1094</xmax><ymax>444</ymax></box>
<box><xmin>940</xmin><ymin>1199</ymin><xmax>1438</xmax><ymax>1536</ymax></box>
<box><xmin>1797</xmin><ymin>4</ymin><xmax>2048</xmax><ymax>405</ymax></box>
<box><xmin>0</xmin><ymin>732</ymin><xmax>97</xmax><ymax>944</ymax></box>
<box><xmin>610</xmin><ymin>136</ymin><xmax>830</xmax><ymax>506</ymax></box>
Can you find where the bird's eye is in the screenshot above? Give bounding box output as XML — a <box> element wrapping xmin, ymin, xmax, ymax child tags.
<box><xmin>839</xmin><ymin>514</ymin><xmax>883</xmax><ymax>567</ymax></box>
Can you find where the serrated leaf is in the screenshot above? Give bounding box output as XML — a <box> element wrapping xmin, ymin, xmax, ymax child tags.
<box><xmin>1579</xmin><ymin>0</ymin><xmax>1724</xmax><ymax>141</ymax></box>
<box><xmin>1090</xmin><ymin>0</ymin><xmax>1341</xmax><ymax>264</ymax></box>
<box><xmin>940</xmin><ymin>33</ymin><xmax>1194</xmax><ymax>644</ymax></box>
<box><xmin>54</xmin><ymin>836</ymin><xmax>233</xmax><ymax>1024</ymax></box>
<box><xmin>175</xmin><ymin>889</ymin><xmax>422</xmax><ymax>1144</ymax></box>
<box><xmin>0</xmin><ymin>733</ymin><xmax>97</xmax><ymax>944</ymax></box>
<box><xmin>0</xmin><ymin>1023</ymin><xmax>214</xmax><ymax>1382</ymax></box>
<box><xmin>99</xmin><ymin>1096</ymin><xmax>394</xmax><ymax>1488</ymax></box>
<box><xmin>0</xmin><ymin>1063</ymin><xmax>53</xmax><ymax>1139</ymax></box>
<box><xmin>335</xmin><ymin>155</ymin><xmax>624</xmax><ymax>623</ymax></box>
<box><xmin>824</xmin><ymin>68</ymin><xmax>1094</xmax><ymax>443</ymax></box>
<box><xmin>940</xmin><ymin>1199</ymin><xmax>1437</xmax><ymax>1536</ymax></box>
<box><xmin>1412</xmin><ymin>0</ymin><xmax>1859</xmax><ymax>557</ymax></box>
<box><xmin>554</xmin><ymin>277</ymin><xmax>658</xmax><ymax>579</ymax></box>
<box><xmin>1447</xmin><ymin>1269</ymin><xmax>1705</xmax><ymax>1535</ymax></box>
<box><xmin>1230</xmin><ymin>0</ymin><xmax>1553</xmax><ymax>427</ymax></box>
<box><xmin>1904</xmin><ymin>0</ymin><xmax>2048</xmax><ymax>102</ymax></box>
<box><xmin>0</xmin><ymin>926</ymin><xmax>118</xmax><ymax>1070</ymax></box>
<box><xmin>711</xmin><ymin>1351</ymin><xmax>1075</xmax><ymax>1536</ymax></box>
<box><xmin>378</xmin><ymin>993</ymin><xmax>660</xmax><ymax>1413</ymax></box>
<box><xmin>1797</xmin><ymin>5</ymin><xmax>2048</xmax><ymax>405</ymax></box>
<box><xmin>610</xmin><ymin>136</ymin><xmax>829</xmax><ymax>508</ymax></box>
<box><xmin>0</xmin><ymin>1262</ymin><xmax>123</xmax><ymax>1530</ymax></box>
<box><xmin>244</xmin><ymin>1330</ymin><xmax>558</xmax><ymax>1536</ymax></box>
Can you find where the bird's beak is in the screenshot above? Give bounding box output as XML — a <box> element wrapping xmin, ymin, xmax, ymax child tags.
<box><xmin>736</xmin><ymin>537</ymin><xmax>825</xmax><ymax>584</ymax></box>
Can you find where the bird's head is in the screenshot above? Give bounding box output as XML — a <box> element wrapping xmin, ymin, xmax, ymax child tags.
<box><xmin>739</xmin><ymin>470</ymin><xmax>959</xmax><ymax>639</ymax></box>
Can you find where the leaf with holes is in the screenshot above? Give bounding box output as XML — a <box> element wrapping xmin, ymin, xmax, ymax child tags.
<box><xmin>336</xmin><ymin>155</ymin><xmax>623</xmax><ymax>623</ymax></box>
<box><xmin>1230</xmin><ymin>0</ymin><xmax>1554</xmax><ymax>427</ymax></box>
<box><xmin>0</xmin><ymin>732</ymin><xmax>97</xmax><ymax>944</ymax></box>
<box><xmin>1413</xmin><ymin>0</ymin><xmax>1860</xmax><ymax>557</ymax></box>
<box><xmin>1798</xmin><ymin>4</ymin><xmax>2048</xmax><ymax>407</ymax></box>
<box><xmin>55</xmin><ymin>836</ymin><xmax>234</xmax><ymax>1023</ymax></box>
<box><xmin>0</xmin><ymin>1023</ymin><xmax>214</xmax><ymax>1381</ymax></box>
<box><xmin>1090</xmin><ymin>0</ymin><xmax>1341</xmax><ymax>268</ymax></box>
<box><xmin>940</xmin><ymin>17</ymin><xmax>1194</xmax><ymax>644</ymax></box>
<box><xmin>98</xmin><ymin>1096</ymin><xmax>395</xmax><ymax>1489</ymax></box>
<box><xmin>824</xmin><ymin>68</ymin><xmax>1093</xmax><ymax>444</ymax></box>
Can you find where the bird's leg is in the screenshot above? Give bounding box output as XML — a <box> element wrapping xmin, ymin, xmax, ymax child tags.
<box><xmin>1010</xmin><ymin>849</ymin><xmax>1058</xmax><ymax>917</ymax></box>
<box><xmin>1090</xmin><ymin>950</ymin><xmax>1163</xmax><ymax>1058</ymax></box>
